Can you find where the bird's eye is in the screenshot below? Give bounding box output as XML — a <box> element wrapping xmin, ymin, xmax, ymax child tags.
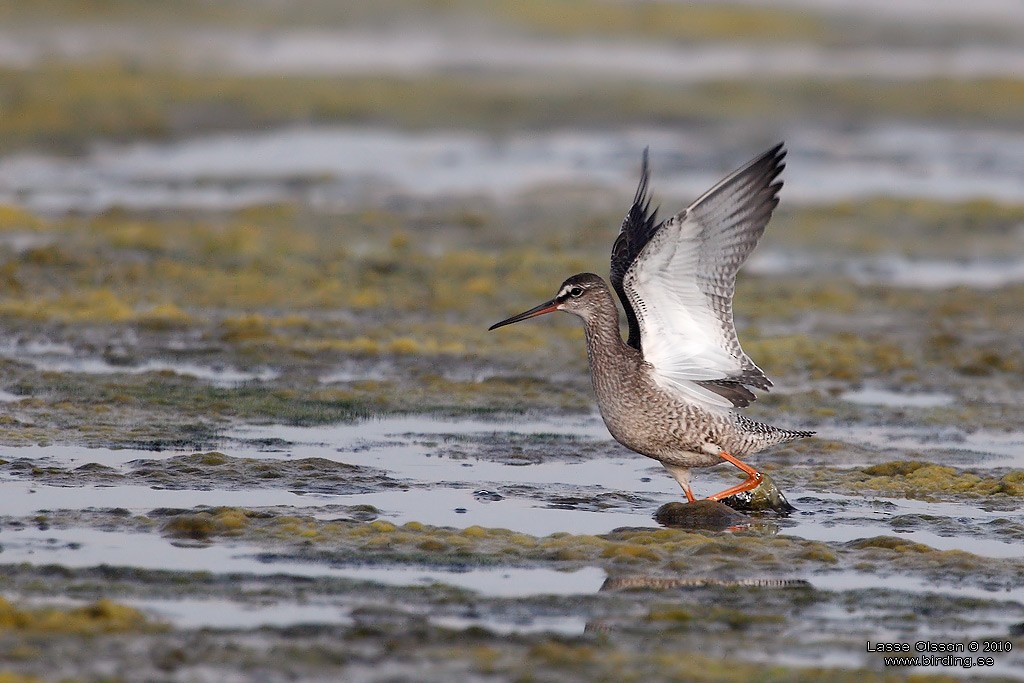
<box><xmin>569</xmin><ymin>286</ymin><xmax>584</xmax><ymax>298</ymax></box>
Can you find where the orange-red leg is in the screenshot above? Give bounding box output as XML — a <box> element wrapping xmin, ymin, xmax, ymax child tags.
<box><xmin>663</xmin><ymin>463</ymin><xmax>697</xmax><ymax>503</ymax></box>
<box><xmin>682</xmin><ymin>484</ymin><xmax>696</xmax><ymax>503</ymax></box>
<box><xmin>706</xmin><ymin>450</ymin><xmax>762</xmax><ymax>501</ymax></box>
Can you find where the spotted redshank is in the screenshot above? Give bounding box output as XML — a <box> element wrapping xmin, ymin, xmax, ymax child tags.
<box><xmin>489</xmin><ymin>143</ymin><xmax>813</xmax><ymax>503</ymax></box>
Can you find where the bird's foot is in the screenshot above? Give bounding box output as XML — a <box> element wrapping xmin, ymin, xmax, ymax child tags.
<box><xmin>717</xmin><ymin>472</ymin><xmax>794</xmax><ymax>513</ymax></box>
<box><xmin>706</xmin><ymin>471</ymin><xmax>762</xmax><ymax>501</ymax></box>
<box><xmin>705</xmin><ymin>449</ymin><xmax>794</xmax><ymax>513</ymax></box>
<box><xmin>707</xmin><ymin>449</ymin><xmax>763</xmax><ymax>501</ymax></box>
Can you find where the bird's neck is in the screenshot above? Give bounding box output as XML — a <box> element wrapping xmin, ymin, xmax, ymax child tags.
<box><xmin>580</xmin><ymin>293</ymin><xmax>631</xmax><ymax>371</ymax></box>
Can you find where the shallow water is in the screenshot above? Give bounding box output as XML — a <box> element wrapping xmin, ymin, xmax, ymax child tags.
<box><xmin>130</xmin><ymin>597</ymin><xmax>353</xmax><ymax>630</ymax></box>
<box><xmin>729</xmin><ymin>0</ymin><xmax>1024</xmax><ymax>25</ymax></box>
<box><xmin>4</xmin><ymin>23</ymin><xmax>1024</xmax><ymax>79</ymax></box>
<box><xmin>750</xmin><ymin>251</ymin><xmax>1024</xmax><ymax>289</ymax></box>
<box><xmin>132</xmin><ymin>597</ymin><xmax>589</xmax><ymax>635</ymax></box>
<box><xmin>784</xmin><ymin>505</ymin><xmax>1023</xmax><ymax>558</ymax></box>
<box><xmin>222</xmin><ymin>39</ymin><xmax>1024</xmax><ymax>82</ymax></box>
<box><xmin>828</xmin><ymin>423</ymin><xmax>1024</xmax><ymax>469</ymax></box>
<box><xmin>5</xmin><ymin>414</ymin><xmax>1023</xmax><ymax>554</ymax></box>
<box><xmin>212</xmin><ymin>37</ymin><xmax>1024</xmax><ymax>80</ymax></box>
<box><xmin>31</xmin><ymin>357</ymin><xmax>277</xmax><ymax>386</ymax></box>
<box><xmin>2</xmin><ymin>2</ymin><xmax>1023</xmax><ymax>678</ymax></box>
<box><xmin>5</xmin><ymin>123</ymin><xmax>1024</xmax><ymax>213</ymax></box>
<box><xmin>0</xmin><ymin>342</ymin><xmax>278</xmax><ymax>386</ymax></box>
<box><xmin>4</xmin><ymin>516</ymin><xmax>1020</xmax><ymax>662</ymax></box>
<box><xmin>2</xmin><ymin>411</ymin><xmax>1023</xmax><ymax>678</ymax></box>
<box><xmin>331</xmin><ymin>488</ymin><xmax>656</xmax><ymax>537</ymax></box>
<box><xmin>230</xmin><ymin>414</ymin><xmax>612</xmax><ymax>443</ymax></box>
<box><xmin>840</xmin><ymin>387</ymin><xmax>956</xmax><ymax>408</ymax></box>
<box><xmin>0</xmin><ymin>523</ymin><xmax>605</xmax><ymax>599</ymax></box>
<box><xmin>811</xmin><ymin>570</ymin><xmax>1024</xmax><ymax>603</ymax></box>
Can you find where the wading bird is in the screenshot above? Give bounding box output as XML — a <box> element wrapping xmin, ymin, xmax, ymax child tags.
<box><xmin>489</xmin><ymin>144</ymin><xmax>813</xmax><ymax>503</ymax></box>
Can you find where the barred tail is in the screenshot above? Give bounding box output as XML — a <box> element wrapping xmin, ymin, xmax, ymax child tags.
<box><xmin>778</xmin><ymin>427</ymin><xmax>815</xmax><ymax>442</ymax></box>
<box><xmin>735</xmin><ymin>415</ymin><xmax>815</xmax><ymax>449</ymax></box>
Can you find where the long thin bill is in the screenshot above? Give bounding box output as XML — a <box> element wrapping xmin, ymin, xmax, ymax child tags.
<box><xmin>488</xmin><ymin>299</ymin><xmax>559</xmax><ymax>330</ymax></box>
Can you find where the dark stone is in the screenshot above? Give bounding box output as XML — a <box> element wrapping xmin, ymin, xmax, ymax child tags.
<box><xmin>655</xmin><ymin>499</ymin><xmax>752</xmax><ymax>531</ymax></box>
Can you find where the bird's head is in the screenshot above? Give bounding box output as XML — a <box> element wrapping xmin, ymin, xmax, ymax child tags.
<box><xmin>488</xmin><ymin>273</ymin><xmax>607</xmax><ymax>330</ymax></box>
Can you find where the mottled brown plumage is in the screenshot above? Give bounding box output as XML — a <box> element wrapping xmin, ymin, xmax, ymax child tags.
<box><xmin>490</xmin><ymin>144</ymin><xmax>813</xmax><ymax>502</ymax></box>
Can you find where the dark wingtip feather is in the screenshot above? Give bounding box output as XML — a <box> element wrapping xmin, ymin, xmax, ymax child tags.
<box><xmin>628</xmin><ymin>146</ymin><xmax>657</xmax><ymax>234</ymax></box>
<box><xmin>755</xmin><ymin>141</ymin><xmax>786</xmax><ymax>188</ymax></box>
<box><xmin>628</xmin><ymin>147</ymin><xmax>656</xmax><ymax>229</ymax></box>
<box><xmin>611</xmin><ymin>147</ymin><xmax>662</xmax><ymax>351</ymax></box>
<box><xmin>768</xmin><ymin>143</ymin><xmax>786</xmax><ymax>190</ymax></box>
<box><xmin>635</xmin><ymin>147</ymin><xmax>651</xmax><ymax>205</ymax></box>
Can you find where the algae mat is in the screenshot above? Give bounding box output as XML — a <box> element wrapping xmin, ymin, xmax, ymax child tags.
<box><xmin>1</xmin><ymin>1</ymin><xmax>1024</xmax><ymax>680</ymax></box>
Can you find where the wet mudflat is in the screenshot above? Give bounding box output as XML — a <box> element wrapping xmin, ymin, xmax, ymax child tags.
<box><xmin>2</xmin><ymin>2</ymin><xmax>1024</xmax><ymax>682</ymax></box>
<box><xmin>3</xmin><ymin>190</ymin><xmax>1024</xmax><ymax>682</ymax></box>
<box><xmin>2</xmin><ymin>182</ymin><xmax>1024</xmax><ymax>680</ymax></box>
<box><xmin>2</xmin><ymin>355</ymin><xmax>1023</xmax><ymax>682</ymax></box>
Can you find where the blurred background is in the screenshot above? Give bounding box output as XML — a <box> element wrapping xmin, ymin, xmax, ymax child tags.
<box><xmin>2</xmin><ymin>2</ymin><xmax>1024</xmax><ymax>681</ymax></box>
<box><xmin>2</xmin><ymin>0</ymin><xmax>1024</xmax><ymax>378</ymax></box>
<box><xmin>3</xmin><ymin>0</ymin><xmax>1024</xmax><ymax>211</ymax></box>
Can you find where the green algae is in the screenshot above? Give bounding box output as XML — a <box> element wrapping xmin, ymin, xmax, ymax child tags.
<box><xmin>811</xmin><ymin>461</ymin><xmax>1024</xmax><ymax>499</ymax></box>
<box><xmin>35</xmin><ymin>507</ymin><xmax>1021</xmax><ymax>593</ymax></box>
<box><xmin>7</xmin><ymin>196</ymin><xmax>1016</xmax><ymax>360</ymax></box>
<box><xmin>0</xmin><ymin>674</ymin><xmax>44</xmax><ymax>683</ymax></box>
<box><xmin>735</xmin><ymin>279</ymin><xmax>860</xmax><ymax>319</ymax></box>
<box><xmin>480</xmin><ymin>640</ymin><xmax>977</xmax><ymax>683</ymax></box>
<box><xmin>0</xmin><ymin>597</ymin><xmax>155</xmax><ymax>635</ymax></box>
<box><xmin>161</xmin><ymin>507</ymin><xmax>251</xmax><ymax>540</ymax></box>
<box><xmin>4</xmin><ymin>62</ymin><xmax>1024</xmax><ymax>156</ymax></box>
<box><xmin>5</xmin><ymin>200</ymin><xmax>1024</xmax><ymax>360</ymax></box>
<box><xmin>0</xmin><ymin>353</ymin><xmax>598</xmax><ymax>447</ymax></box>
<box><xmin>0</xmin><ymin>205</ymin><xmax>44</xmax><ymax>233</ymax></box>
<box><xmin>772</xmin><ymin>197</ymin><xmax>1024</xmax><ymax>258</ymax></box>
<box><xmin>848</xmin><ymin>536</ymin><xmax>935</xmax><ymax>554</ymax></box>
<box><xmin>2</xmin><ymin>8</ymin><xmax>1024</xmax><ymax>681</ymax></box>
<box><xmin>481</xmin><ymin>0</ymin><xmax>828</xmax><ymax>44</ymax></box>
<box><xmin>9</xmin><ymin>199</ymin><xmax>1023</xmax><ymax>435</ymax></box>
<box><xmin>0</xmin><ymin>205</ymin><xmax>589</xmax><ymax>350</ymax></box>
<box><xmin>0</xmin><ymin>547</ymin><xmax>1016</xmax><ymax>683</ymax></box>
<box><xmin>2</xmin><ymin>1</ymin><xmax>833</xmax><ymax>44</ymax></box>
<box><xmin>646</xmin><ymin>604</ymin><xmax>786</xmax><ymax>631</ymax></box>
<box><xmin>257</xmin><ymin>516</ymin><xmax>1022</xmax><ymax>586</ymax></box>
<box><xmin>1</xmin><ymin>452</ymin><xmax>403</xmax><ymax>495</ymax></box>
<box><xmin>742</xmin><ymin>333</ymin><xmax>913</xmax><ymax>383</ymax></box>
<box><xmin>0</xmin><ymin>127</ymin><xmax>1019</xmax><ymax>683</ymax></box>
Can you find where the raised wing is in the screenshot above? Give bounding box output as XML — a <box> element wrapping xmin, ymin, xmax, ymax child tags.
<box><xmin>622</xmin><ymin>143</ymin><xmax>785</xmax><ymax>409</ymax></box>
<box><xmin>610</xmin><ymin>148</ymin><xmax>659</xmax><ymax>351</ymax></box>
